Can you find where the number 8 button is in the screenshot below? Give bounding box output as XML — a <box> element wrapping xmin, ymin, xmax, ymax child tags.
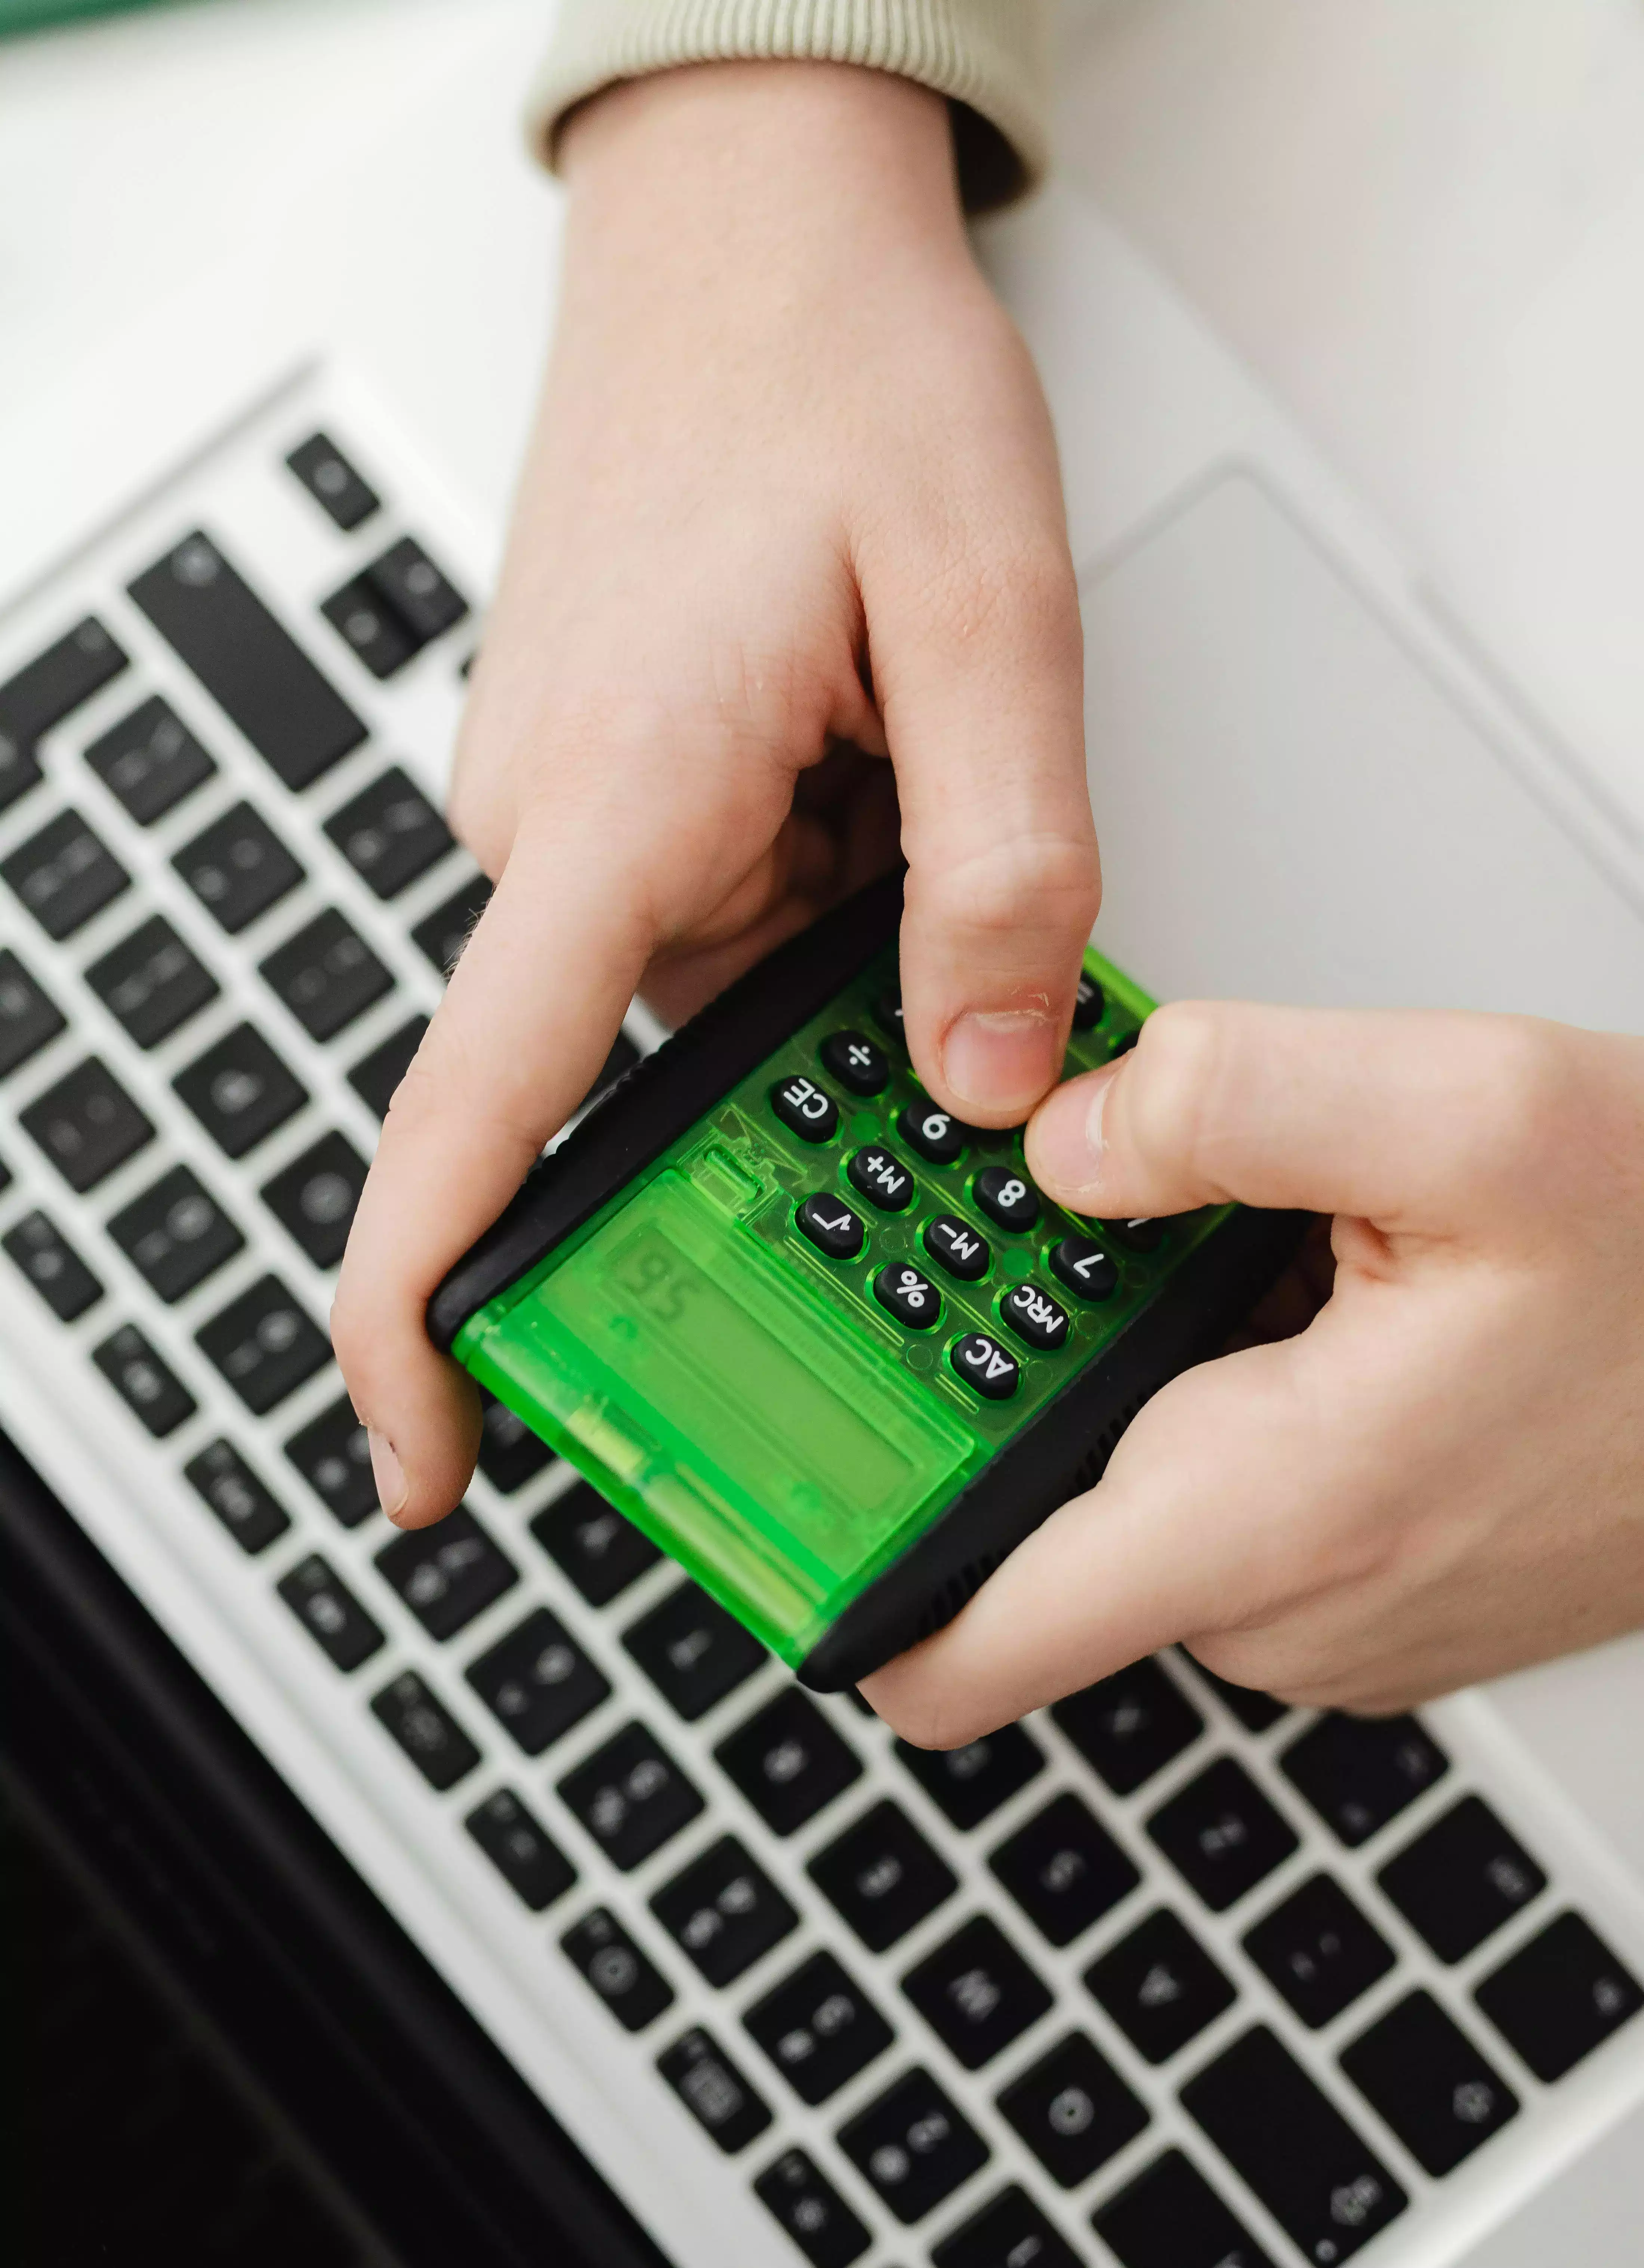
<box><xmin>974</xmin><ymin>1165</ymin><xmax>1040</xmax><ymax>1232</ymax></box>
<box><xmin>874</xmin><ymin>1263</ymin><xmax>941</xmax><ymax>1331</ymax></box>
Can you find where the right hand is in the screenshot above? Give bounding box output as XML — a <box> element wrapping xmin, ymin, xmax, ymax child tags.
<box><xmin>332</xmin><ymin>59</ymin><xmax>1098</xmax><ymax>1530</ymax></box>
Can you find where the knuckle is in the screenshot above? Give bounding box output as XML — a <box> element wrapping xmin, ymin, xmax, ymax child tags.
<box><xmin>908</xmin><ymin>831</ymin><xmax>1099</xmax><ymax>950</ymax></box>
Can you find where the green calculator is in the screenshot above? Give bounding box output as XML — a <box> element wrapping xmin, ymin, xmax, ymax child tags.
<box><xmin>430</xmin><ymin>876</ymin><xmax>1299</xmax><ymax>1690</ymax></box>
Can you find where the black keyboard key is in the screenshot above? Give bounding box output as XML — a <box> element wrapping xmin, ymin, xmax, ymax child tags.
<box><xmin>997</xmin><ymin>2031</ymin><xmax>1148</xmax><ymax>2186</ymax></box>
<box><xmin>465</xmin><ymin>1605</ymin><xmax>608</xmax><ymax>1752</ymax></box>
<box><xmin>1084</xmin><ymin>1909</ymin><xmax>1236</xmax><ymax>2063</ymax></box>
<box><xmin>1182</xmin><ymin>1655</ymin><xmax>1290</xmax><ymax>1732</ymax></box>
<box><xmin>1</xmin><ymin>808</ymin><xmax>127</xmax><ymax>939</ymax></box>
<box><xmin>174</xmin><ymin>1024</ymin><xmax>306</xmax><ymax>1158</ymax></box>
<box><xmin>3</xmin><ymin>1210</ymin><xmax>101</xmax><ymax>1320</ymax></box>
<box><xmin>1342</xmin><ymin>1991</ymin><xmax>1518</xmax><ymax>2176</ymax></box>
<box><xmin>1052</xmin><ymin>1660</ymin><xmax>1203</xmax><ymax>1795</ymax></box>
<box><xmin>365</xmin><ymin>535</ymin><xmax>469</xmax><ymax>642</ymax></box>
<box><xmin>108</xmin><ymin>1165</ymin><xmax>243</xmax><ymax>1301</ymax></box>
<box><xmin>371</xmin><ymin>1669</ymin><xmax>480</xmax><ymax>1790</ymax></box>
<box><xmin>183</xmin><ymin>1439</ymin><xmax>289</xmax><ymax>1555</ymax></box>
<box><xmin>950</xmin><ymin>1328</ymin><xmax>1020</xmax><ymax>1403</ymax></box>
<box><xmin>0</xmin><ymin>949</ymin><xmax>65</xmax><ymax>1075</ymax></box>
<box><xmin>896</xmin><ymin>1722</ymin><xmax>1043</xmax><ymax>1831</ymax></box>
<box><xmin>903</xmin><ymin>1915</ymin><xmax>1052</xmax><ymax>2070</ymax></box>
<box><xmin>22</xmin><ymin>1058</ymin><xmax>152</xmax><ymax>1191</ymax></box>
<box><xmin>818</xmin><ymin>1029</ymin><xmax>888</xmax><ymax>1097</ymax></box>
<box><xmin>972</xmin><ymin>1165</ymin><xmax>1039</xmax><ymax>1233</ymax></box>
<box><xmin>130</xmin><ymin>532</ymin><xmax>365</xmax><ymax>790</ymax></box>
<box><xmin>286</xmin><ymin>431</ymin><xmax>380</xmax><ymax>530</ymax></box>
<box><xmin>464</xmin><ymin>1788</ymin><xmax>576</xmax><ymax>1912</ymax></box>
<box><xmin>623</xmin><ymin>1579</ymin><xmax>766</xmax><ymax>1721</ymax></box>
<box><xmin>1072</xmin><ymin>971</ymin><xmax>1104</xmax><ymax>1030</ymax></box>
<box><xmin>769</xmin><ymin>1073</ymin><xmax>840</xmax><ymax>1145</ymax></box>
<box><xmin>717</xmin><ymin>1690</ymin><xmax>862</xmax><ymax>1835</ymax></box>
<box><xmin>320</xmin><ymin>576</ymin><xmax>419</xmax><ymax>678</ymax></box>
<box><xmin>999</xmin><ymin>1278</ymin><xmax>1070</xmax><ymax>1352</ymax></box>
<box><xmin>1147</xmin><ymin>1758</ymin><xmax>1299</xmax><ymax>1912</ymax></box>
<box><xmin>561</xmin><ymin>1907</ymin><xmax>675</xmax><ymax>2032</ymax></box>
<box><xmin>839</xmin><ymin>2067</ymin><xmax>988</xmax><ymax>2224</ymax></box>
<box><xmin>474</xmin><ymin>1391</ymin><xmax>553</xmax><ymax>1492</ymax></box>
<box><xmin>558</xmin><ymin>1722</ymin><xmax>703</xmax><ymax>1870</ymax></box>
<box><xmin>755</xmin><ymin>2149</ymin><xmax>871</xmax><ymax>2268</ymax></box>
<box><xmin>809</xmin><ymin>1800</ymin><xmax>957</xmax><ymax>1953</ymax></box>
<box><xmin>989</xmin><ymin>1792</ymin><xmax>1140</xmax><ymax>1947</ymax></box>
<box><xmin>374</xmin><ymin>1503</ymin><xmax>517</xmax><ymax>1640</ymax></box>
<box><xmin>1378</xmin><ymin>1795</ymin><xmax>1547</xmax><ymax>1964</ymax></box>
<box><xmin>924</xmin><ymin>1213</ymin><xmax>989</xmax><ymax>1281</ymax></box>
<box><xmin>658</xmin><ymin>2028</ymin><xmax>771</xmax><ymax>2155</ymax></box>
<box><xmin>530</xmin><ymin>1479</ymin><xmax>659</xmax><ymax>1604</ymax></box>
<box><xmin>899</xmin><ymin>1102</ymin><xmax>972</xmax><ymax>1165</ymax></box>
<box><xmin>173</xmin><ymin>800</ymin><xmax>304</xmax><ymax>934</ymax></box>
<box><xmin>84</xmin><ymin>694</ymin><xmax>215</xmax><ymax>823</ymax></box>
<box><xmin>324</xmin><ymin>765</ymin><xmax>452</xmax><ymax>898</ymax></box>
<box><xmin>872</xmin><ymin>984</ymin><xmax>904</xmax><ymax>1041</ymax></box>
<box><xmin>796</xmin><ymin>1191</ymin><xmax>866</xmax><ymax>1261</ymax></box>
<box><xmin>1243</xmin><ymin>1876</ymin><xmax>1394</xmax><ymax>2031</ymax></box>
<box><xmin>1048</xmin><ymin>1231</ymin><xmax>1117</xmax><ymax>1303</ymax></box>
<box><xmin>848</xmin><ymin>1144</ymin><xmax>914</xmax><ymax>1210</ymax></box>
<box><xmin>0</xmin><ymin>616</ymin><xmax>126</xmax><ymax>809</ymax></box>
<box><xmin>260</xmin><ymin>1130</ymin><xmax>367</xmax><ymax>1268</ymax></box>
<box><xmin>195</xmin><ymin>1274</ymin><xmax>329</xmax><ymax>1414</ymax></box>
<box><xmin>1475</xmin><ymin>1911</ymin><xmax>1644</xmax><ymax>2081</ymax></box>
<box><xmin>932</xmin><ymin>2188</ymin><xmax>1082</xmax><ymax>2268</ymax></box>
<box><xmin>1103</xmin><ymin>1213</ymin><xmax>1162</xmax><ymax>1250</ymax></box>
<box><xmin>1281</xmin><ymin>1713</ymin><xmax>1449</xmax><ymax>1848</ymax></box>
<box><xmin>277</xmin><ymin>1554</ymin><xmax>384</xmax><ymax>1671</ymax></box>
<box><xmin>348</xmin><ymin>1012</ymin><xmax>426</xmax><ymax>1119</ymax></box>
<box><xmin>85</xmin><ymin>916</ymin><xmax>218</xmax><ymax>1048</ymax></box>
<box><xmin>746</xmin><ymin>1948</ymin><xmax>894</xmax><ymax>2104</ymax></box>
<box><xmin>411</xmin><ymin>872</ymin><xmax>493</xmax><ymax>976</ymax></box>
<box><xmin>1183</xmin><ymin>2028</ymin><xmax>1405</xmax><ymax>2262</ymax></box>
<box><xmin>92</xmin><ymin>1324</ymin><xmax>195</xmax><ymax>1437</ymax></box>
<box><xmin>1094</xmin><ymin>2149</ymin><xmax>1276</xmax><ymax>2268</ymax></box>
<box><xmin>653</xmin><ymin>1835</ymin><xmax>798</xmax><ymax>1988</ymax></box>
<box><xmin>260</xmin><ymin>908</ymin><xmax>392</xmax><ymax>1042</ymax></box>
<box><xmin>875</xmin><ymin>1260</ymin><xmax>941</xmax><ymax>1329</ymax></box>
<box><xmin>285</xmin><ymin>1395</ymin><xmax>377</xmax><ymax>1525</ymax></box>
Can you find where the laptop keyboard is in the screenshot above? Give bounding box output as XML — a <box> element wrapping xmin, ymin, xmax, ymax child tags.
<box><xmin>0</xmin><ymin>374</ymin><xmax>1641</xmax><ymax>2268</ymax></box>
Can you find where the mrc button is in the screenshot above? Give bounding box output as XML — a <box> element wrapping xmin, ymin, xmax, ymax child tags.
<box><xmin>1000</xmin><ymin>1281</ymin><xmax>1070</xmax><ymax>1352</ymax></box>
<box><xmin>950</xmin><ymin>1332</ymin><xmax>1021</xmax><ymax>1401</ymax></box>
<box><xmin>770</xmin><ymin>1075</ymin><xmax>838</xmax><ymax>1143</ymax></box>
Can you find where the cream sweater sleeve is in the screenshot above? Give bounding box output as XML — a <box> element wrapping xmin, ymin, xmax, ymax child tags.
<box><xmin>528</xmin><ymin>0</ymin><xmax>1052</xmax><ymax>212</ymax></box>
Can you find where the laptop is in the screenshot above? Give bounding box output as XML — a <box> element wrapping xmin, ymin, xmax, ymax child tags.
<box><xmin>2</xmin><ymin>11</ymin><xmax>1642</xmax><ymax>2266</ymax></box>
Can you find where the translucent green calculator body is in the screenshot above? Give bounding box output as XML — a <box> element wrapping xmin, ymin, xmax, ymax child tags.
<box><xmin>430</xmin><ymin>877</ymin><xmax>1299</xmax><ymax>1689</ymax></box>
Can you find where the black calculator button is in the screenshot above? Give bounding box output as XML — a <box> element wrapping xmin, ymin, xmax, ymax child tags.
<box><xmin>278</xmin><ymin>1553</ymin><xmax>384</xmax><ymax>1672</ymax></box>
<box><xmin>1111</xmin><ymin>1028</ymin><xmax>1141</xmax><ymax>1056</ymax></box>
<box><xmin>108</xmin><ymin>1165</ymin><xmax>244</xmax><ymax>1301</ymax></box>
<box><xmin>1280</xmin><ymin>1713</ymin><xmax>1449</xmax><ymax>1848</ymax></box>
<box><xmin>411</xmin><ymin>872</ymin><xmax>493</xmax><ymax>977</ymax></box>
<box><xmin>173</xmin><ymin>1024</ymin><xmax>307</xmax><ymax>1158</ymax></box>
<box><xmin>746</xmin><ymin>1949</ymin><xmax>894</xmax><ymax>2105</ymax></box>
<box><xmin>475</xmin><ymin>1392</ymin><xmax>553</xmax><ymax>1492</ymax></box>
<box><xmin>561</xmin><ymin>1907</ymin><xmax>674</xmax><ymax>2033</ymax></box>
<box><xmin>997</xmin><ymin>2030</ymin><xmax>1148</xmax><ymax>2185</ymax></box>
<box><xmin>173</xmin><ymin>800</ymin><xmax>303</xmax><ymax>934</ymax></box>
<box><xmin>652</xmin><ymin>1835</ymin><xmax>798</xmax><ymax>1987</ymax></box>
<box><xmin>84</xmin><ymin>694</ymin><xmax>215</xmax><ymax>824</ymax></box>
<box><xmin>808</xmin><ymin>1799</ymin><xmax>958</xmax><ymax>1952</ymax></box>
<box><xmin>285</xmin><ymin>1395</ymin><xmax>377</xmax><ymax>1525</ymax></box>
<box><xmin>324</xmin><ymin>764</ymin><xmax>453</xmax><ymax>899</ymax></box>
<box><xmin>623</xmin><ymin>1579</ymin><xmax>766</xmax><ymax>1721</ymax></box>
<box><xmin>847</xmin><ymin>1144</ymin><xmax>913</xmax><ymax>1210</ymax></box>
<box><xmin>92</xmin><ymin>1324</ymin><xmax>196</xmax><ymax>1436</ymax></box>
<box><xmin>1376</xmin><ymin>1795</ymin><xmax>1547</xmax><ymax>1963</ymax></box>
<box><xmin>924</xmin><ymin>1213</ymin><xmax>989</xmax><ymax>1281</ymax></box>
<box><xmin>466</xmin><ymin>1605</ymin><xmax>608</xmax><ymax>1752</ymax></box>
<box><xmin>897</xmin><ymin>1722</ymin><xmax>1043</xmax><ymax>1831</ymax></box>
<box><xmin>531</xmin><ymin>1479</ymin><xmax>660</xmax><ymax>1605</ymax></box>
<box><xmin>260</xmin><ymin>908</ymin><xmax>392</xmax><ymax>1042</ymax></box>
<box><xmin>465</xmin><ymin>1788</ymin><xmax>576</xmax><ymax>1912</ymax></box>
<box><xmin>348</xmin><ymin>1013</ymin><xmax>426</xmax><ymax>1120</ymax></box>
<box><xmin>321</xmin><ymin>577</ymin><xmax>419</xmax><ymax>679</ymax></box>
<box><xmin>819</xmin><ymin>1029</ymin><xmax>889</xmax><ymax>1096</ymax></box>
<box><xmin>1342</xmin><ymin>1991</ymin><xmax>1518</xmax><ymax>2176</ymax></box>
<box><xmin>755</xmin><ymin>2149</ymin><xmax>871</xmax><ymax>2268</ymax></box>
<box><xmin>1242</xmin><ymin>1875</ymin><xmax>1394</xmax><ymax>2030</ymax></box>
<box><xmin>374</xmin><ymin>1504</ymin><xmax>517</xmax><ymax>1640</ymax></box>
<box><xmin>2</xmin><ymin>808</ymin><xmax>128</xmax><ymax>940</ymax></box>
<box><xmin>1184</xmin><ymin>1654</ymin><xmax>1290</xmax><ymax>1732</ymax></box>
<box><xmin>989</xmin><ymin>1791</ymin><xmax>1140</xmax><ymax>1947</ymax></box>
<box><xmin>1071</xmin><ymin>972</ymin><xmax>1104</xmax><ymax>1030</ymax></box>
<box><xmin>715</xmin><ymin>1690</ymin><xmax>862</xmax><ymax>1835</ymax></box>
<box><xmin>0</xmin><ymin>617</ymin><xmax>126</xmax><ymax>810</ymax></box>
<box><xmin>1094</xmin><ymin>2149</ymin><xmax>1276</xmax><ymax>2268</ymax></box>
<box><xmin>0</xmin><ymin>948</ymin><xmax>65</xmax><ymax>1075</ymax></box>
<box><xmin>1474</xmin><ymin>1911</ymin><xmax>1644</xmax><ymax>2080</ymax></box>
<box><xmin>949</xmin><ymin>1332</ymin><xmax>1019</xmax><ymax>1401</ymax></box>
<box><xmin>874</xmin><ymin>1261</ymin><xmax>941</xmax><ymax>1330</ymax></box>
<box><xmin>903</xmin><ymin>1914</ymin><xmax>1053</xmax><ymax>2069</ymax></box>
<box><xmin>658</xmin><ymin>2028</ymin><xmax>771</xmax><ymax>2155</ymax></box>
<box><xmin>872</xmin><ymin>985</ymin><xmax>905</xmax><ymax>1042</ymax></box>
<box><xmin>771</xmin><ymin>1074</ymin><xmax>839</xmax><ymax>1143</ymax></box>
<box><xmin>286</xmin><ymin>432</ymin><xmax>380</xmax><ymax>530</ymax></box>
<box><xmin>183</xmin><ymin>1439</ymin><xmax>289</xmax><ymax>1554</ymax></box>
<box><xmin>898</xmin><ymin>1102</ymin><xmax>971</xmax><ymax>1165</ymax></box>
<box><xmin>1048</xmin><ymin>1232</ymin><xmax>1117</xmax><ymax>1302</ymax></box>
<box><xmin>838</xmin><ymin>2067</ymin><xmax>988</xmax><ymax>2224</ymax></box>
<box><xmin>1182</xmin><ymin>2026</ymin><xmax>1406</xmax><ymax>2262</ymax></box>
<box><xmin>1147</xmin><ymin>1758</ymin><xmax>1299</xmax><ymax>1912</ymax></box>
<box><xmin>973</xmin><ymin>1166</ymin><xmax>1039</xmax><ymax>1233</ymax></box>
<box><xmin>796</xmin><ymin>1192</ymin><xmax>866</xmax><ymax>1261</ymax></box>
<box><xmin>86</xmin><ymin>916</ymin><xmax>219</xmax><ymax>1049</ymax></box>
<box><xmin>260</xmin><ymin>1130</ymin><xmax>368</xmax><ymax>1269</ymax></box>
<box><xmin>365</xmin><ymin>535</ymin><xmax>470</xmax><ymax>644</ymax></box>
<box><xmin>999</xmin><ymin>1279</ymin><xmax>1069</xmax><ymax>1352</ymax></box>
<box><xmin>3</xmin><ymin>1210</ymin><xmax>102</xmax><ymax>1321</ymax></box>
<box><xmin>933</xmin><ymin>2188</ymin><xmax>1082</xmax><ymax>2268</ymax></box>
<box><xmin>22</xmin><ymin>1058</ymin><xmax>153</xmax><ymax>1191</ymax></box>
<box><xmin>370</xmin><ymin>1670</ymin><xmax>481</xmax><ymax>1790</ymax></box>
<box><xmin>1103</xmin><ymin>1215</ymin><xmax>1163</xmax><ymax>1253</ymax></box>
<box><xmin>1084</xmin><ymin>1908</ymin><xmax>1236</xmax><ymax>2063</ymax></box>
<box><xmin>558</xmin><ymin>1721</ymin><xmax>704</xmax><ymax>1870</ymax></box>
<box><xmin>195</xmin><ymin>1273</ymin><xmax>329</xmax><ymax>1414</ymax></box>
<box><xmin>1052</xmin><ymin>1660</ymin><xmax>1203</xmax><ymax>1796</ymax></box>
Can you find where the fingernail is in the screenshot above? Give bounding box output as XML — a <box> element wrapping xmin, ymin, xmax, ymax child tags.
<box><xmin>942</xmin><ymin>1010</ymin><xmax>1059</xmax><ymax>1114</ymax></box>
<box><xmin>367</xmin><ymin>1427</ymin><xmax>408</xmax><ymax>1520</ymax></box>
<box><xmin>1027</xmin><ymin>1060</ymin><xmax>1121</xmax><ymax>1199</ymax></box>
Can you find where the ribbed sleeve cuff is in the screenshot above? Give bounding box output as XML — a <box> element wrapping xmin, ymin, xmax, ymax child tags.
<box><xmin>527</xmin><ymin>0</ymin><xmax>1050</xmax><ymax>212</ymax></box>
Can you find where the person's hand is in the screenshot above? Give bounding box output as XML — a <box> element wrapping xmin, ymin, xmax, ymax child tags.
<box><xmin>861</xmin><ymin>1002</ymin><xmax>1644</xmax><ymax>1742</ymax></box>
<box><xmin>331</xmin><ymin>60</ymin><xmax>1096</xmax><ymax>1528</ymax></box>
